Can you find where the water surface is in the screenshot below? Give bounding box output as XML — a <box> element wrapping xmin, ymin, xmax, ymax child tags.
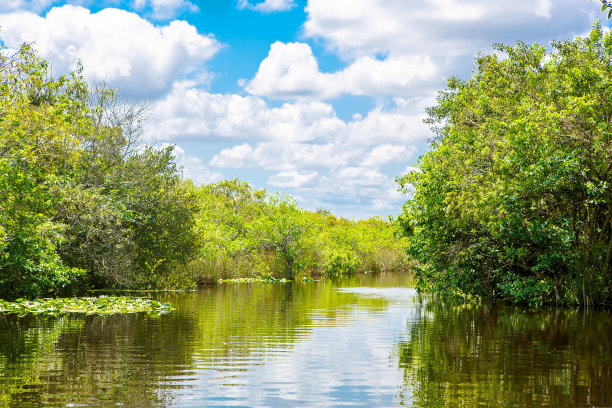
<box><xmin>1</xmin><ymin>273</ymin><xmax>611</xmax><ymax>407</ymax></box>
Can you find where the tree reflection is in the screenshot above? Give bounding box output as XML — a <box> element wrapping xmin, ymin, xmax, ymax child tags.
<box><xmin>0</xmin><ymin>312</ymin><xmax>198</xmax><ymax>407</ymax></box>
<box><xmin>396</xmin><ymin>299</ymin><xmax>612</xmax><ymax>407</ymax></box>
<box><xmin>0</xmin><ymin>274</ymin><xmax>398</xmax><ymax>407</ymax></box>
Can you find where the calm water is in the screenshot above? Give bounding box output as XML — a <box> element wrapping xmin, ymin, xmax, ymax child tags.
<box><xmin>1</xmin><ymin>273</ymin><xmax>611</xmax><ymax>407</ymax></box>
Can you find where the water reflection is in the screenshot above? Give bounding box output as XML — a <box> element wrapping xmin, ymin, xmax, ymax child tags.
<box><xmin>0</xmin><ymin>273</ymin><xmax>413</xmax><ymax>407</ymax></box>
<box><xmin>2</xmin><ymin>273</ymin><xmax>612</xmax><ymax>407</ymax></box>
<box><xmin>0</xmin><ymin>312</ymin><xmax>199</xmax><ymax>407</ymax></box>
<box><xmin>396</xmin><ymin>300</ymin><xmax>612</xmax><ymax>407</ymax></box>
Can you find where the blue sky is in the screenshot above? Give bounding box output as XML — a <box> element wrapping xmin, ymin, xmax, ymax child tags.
<box><xmin>0</xmin><ymin>0</ymin><xmax>609</xmax><ymax>217</ymax></box>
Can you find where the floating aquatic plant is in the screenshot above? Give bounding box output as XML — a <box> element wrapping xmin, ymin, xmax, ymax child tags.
<box><xmin>0</xmin><ymin>296</ymin><xmax>173</xmax><ymax>316</ymax></box>
<box><xmin>218</xmin><ymin>277</ymin><xmax>289</xmax><ymax>283</ymax></box>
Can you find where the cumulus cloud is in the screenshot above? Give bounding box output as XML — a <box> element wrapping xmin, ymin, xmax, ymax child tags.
<box><xmin>148</xmin><ymin>81</ymin><xmax>345</xmax><ymax>142</ymax></box>
<box><xmin>297</xmin><ymin>168</ymin><xmax>406</xmax><ymax>216</ymax></box>
<box><xmin>333</xmin><ymin>167</ymin><xmax>388</xmax><ymax>187</ymax></box>
<box><xmin>209</xmin><ymin>143</ymin><xmax>255</xmax><ymax>168</ymax></box>
<box><xmin>246</xmin><ymin>41</ymin><xmax>438</xmax><ymax>99</ymax></box>
<box><xmin>268</xmin><ymin>171</ymin><xmax>318</xmax><ymax>188</ymax></box>
<box><xmin>149</xmin><ymin>83</ymin><xmax>427</xmax><ymax>216</ymax></box>
<box><xmin>303</xmin><ymin>0</ymin><xmax>595</xmax><ymax>59</ymax></box>
<box><xmin>147</xmin><ymin>81</ymin><xmax>432</xmax><ymax>151</ymax></box>
<box><xmin>362</xmin><ymin>144</ymin><xmax>414</xmax><ymax>167</ymax></box>
<box><xmin>0</xmin><ymin>5</ymin><xmax>221</xmax><ymax>98</ymax></box>
<box><xmin>245</xmin><ymin>0</ymin><xmax>599</xmax><ymax>103</ymax></box>
<box><xmin>170</xmin><ymin>145</ymin><xmax>224</xmax><ymax>184</ymax></box>
<box><xmin>237</xmin><ymin>0</ymin><xmax>296</xmax><ymax>13</ymax></box>
<box><xmin>207</xmin><ymin>135</ymin><xmax>415</xmax><ymax>217</ymax></box>
<box><xmin>215</xmin><ymin>142</ymin><xmax>408</xmax><ymax>185</ymax></box>
<box><xmin>241</xmin><ymin>0</ymin><xmax>598</xmax><ymax>110</ymax></box>
<box><xmin>194</xmin><ymin>92</ymin><xmax>426</xmax><ymax>216</ymax></box>
<box><xmin>345</xmin><ymin>105</ymin><xmax>429</xmax><ymax>147</ymax></box>
<box><xmin>209</xmin><ymin>142</ymin><xmax>359</xmax><ymax>171</ymax></box>
<box><xmin>246</xmin><ymin>42</ymin><xmax>331</xmax><ymax>99</ymax></box>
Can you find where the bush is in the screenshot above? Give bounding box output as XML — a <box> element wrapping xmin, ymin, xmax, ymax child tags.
<box><xmin>397</xmin><ymin>24</ymin><xmax>612</xmax><ymax>306</ymax></box>
<box><xmin>323</xmin><ymin>252</ymin><xmax>363</xmax><ymax>276</ymax></box>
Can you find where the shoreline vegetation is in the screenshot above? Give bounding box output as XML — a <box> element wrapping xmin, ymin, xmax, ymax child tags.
<box><xmin>0</xmin><ymin>43</ymin><xmax>411</xmax><ymax>307</ymax></box>
<box><xmin>2</xmin><ymin>22</ymin><xmax>611</xmax><ymax>311</ymax></box>
<box><xmin>397</xmin><ymin>24</ymin><xmax>612</xmax><ymax>307</ymax></box>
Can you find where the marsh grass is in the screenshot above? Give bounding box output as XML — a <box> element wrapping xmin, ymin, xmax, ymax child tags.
<box><xmin>178</xmin><ymin>247</ymin><xmax>413</xmax><ymax>285</ymax></box>
<box><xmin>180</xmin><ymin>251</ymin><xmax>287</xmax><ymax>285</ymax></box>
<box><xmin>363</xmin><ymin>247</ymin><xmax>414</xmax><ymax>274</ymax></box>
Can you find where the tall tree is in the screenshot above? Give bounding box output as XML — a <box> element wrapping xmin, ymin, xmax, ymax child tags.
<box><xmin>398</xmin><ymin>24</ymin><xmax>612</xmax><ymax>306</ymax></box>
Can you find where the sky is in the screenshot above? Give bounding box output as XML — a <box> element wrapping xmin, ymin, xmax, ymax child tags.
<box><xmin>0</xmin><ymin>0</ymin><xmax>609</xmax><ymax>218</ymax></box>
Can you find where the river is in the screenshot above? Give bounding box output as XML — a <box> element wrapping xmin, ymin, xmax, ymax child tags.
<box><xmin>1</xmin><ymin>272</ymin><xmax>611</xmax><ymax>407</ymax></box>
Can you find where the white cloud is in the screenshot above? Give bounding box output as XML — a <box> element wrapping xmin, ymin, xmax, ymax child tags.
<box><xmin>243</xmin><ymin>0</ymin><xmax>600</xmax><ymax>111</ymax></box>
<box><xmin>170</xmin><ymin>145</ymin><xmax>224</xmax><ymax>184</ymax></box>
<box><xmin>147</xmin><ymin>81</ymin><xmax>432</xmax><ymax>154</ymax></box>
<box><xmin>297</xmin><ymin>168</ymin><xmax>405</xmax><ymax>216</ymax></box>
<box><xmin>209</xmin><ymin>142</ymin><xmax>359</xmax><ymax>171</ymax></box>
<box><xmin>268</xmin><ymin>171</ymin><xmax>318</xmax><ymax>188</ymax></box>
<box><xmin>207</xmin><ymin>136</ymin><xmax>415</xmax><ymax>217</ymax></box>
<box><xmin>246</xmin><ymin>41</ymin><xmax>438</xmax><ymax>100</ymax></box>
<box><xmin>191</xmin><ymin>92</ymin><xmax>427</xmax><ymax>216</ymax></box>
<box><xmin>334</xmin><ymin>167</ymin><xmax>388</xmax><ymax>187</ymax></box>
<box><xmin>303</xmin><ymin>0</ymin><xmax>595</xmax><ymax>60</ymax></box>
<box><xmin>237</xmin><ymin>0</ymin><xmax>296</xmax><ymax>13</ymax></box>
<box><xmin>209</xmin><ymin>143</ymin><xmax>255</xmax><ymax>168</ymax></box>
<box><xmin>0</xmin><ymin>5</ymin><xmax>221</xmax><ymax>98</ymax></box>
<box><xmin>362</xmin><ymin>144</ymin><xmax>414</xmax><ymax>167</ymax></box>
<box><xmin>246</xmin><ymin>42</ymin><xmax>331</xmax><ymax>99</ymax></box>
<box><xmin>534</xmin><ymin>0</ymin><xmax>552</xmax><ymax>18</ymax></box>
<box><xmin>149</xmin><ymin>83</ymin><xmax>427</xmax><ymax>217</ymax></box>
<box><xmin>345</xmin><ymin>105</ymin><xmax>429</xmax><ymax>147</ymax></box>
<box><xmin>148</xmin><ymin>81</ymin><xmax>345</xmax><ymax>142</ymax></box>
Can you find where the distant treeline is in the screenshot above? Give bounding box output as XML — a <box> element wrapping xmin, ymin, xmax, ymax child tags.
<box><xmin>0</xmin><ymin>44</ymin><xmax>409</xmax><ymax>300</ymax></box>
<box><xmin>186</xmin><ymin>179</ymin><xmax>409</xmax><ymax>285</ymax></box>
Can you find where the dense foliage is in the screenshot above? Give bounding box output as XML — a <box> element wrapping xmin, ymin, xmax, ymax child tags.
<box><xmin>0</xmin><ymin>44</ymin><xmax>200</xmax><ymax>299</ymax></box>
<box><xmin>397</xmin><ymin>25</ymin><xmax>612</xmax><ymax>306</ymax></box>
<box><xmin>0</xmin><ymin>44</ymin><xmax>408</xmax><ymax>299</ymax></box>
<box><xmin>189</xmin><ymin>178</ymin><xmax>409</xmax><ymax>283</ymax></box>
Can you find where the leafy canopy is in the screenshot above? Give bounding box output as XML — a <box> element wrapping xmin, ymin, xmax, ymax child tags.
<box><xmin>397</xmin><ymin>23</ymin><xmax>612</xmax><ymax>306</ymax></box>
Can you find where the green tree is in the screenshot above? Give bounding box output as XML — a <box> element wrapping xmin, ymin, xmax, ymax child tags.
<box><xmin>593</xmin><ymin>0</ymin><xmax>612</xmax><ymax>18</ymax></box>
<box><xmin>397</xmin><ymin>24</ymin><xmax>612</xmax><ymax>306</ymax></box>
<box><xmin>0</xmin><ymin>43</ymin><xmax>201</xmax><ymax>297</ymax></box>
<box><xmin>195</xmin><ymin>178</ymin><xmax>267</xmax><ymax>258</ymax></box>
<box><xmin>0</xmin><ymin>44</ymin><xmax>87</xmax><ymax>298</ymax></box>
<box><xmin>250</xmin><ymin>194</ymin><xmax>313</xmax><ymax>279</ymax></box>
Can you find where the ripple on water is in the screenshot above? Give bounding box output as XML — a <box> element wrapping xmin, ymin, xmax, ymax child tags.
<box><xmin>1</xmin><ymin>275</ymin><xmax>612</xmax><ymax>407</ymax></box>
